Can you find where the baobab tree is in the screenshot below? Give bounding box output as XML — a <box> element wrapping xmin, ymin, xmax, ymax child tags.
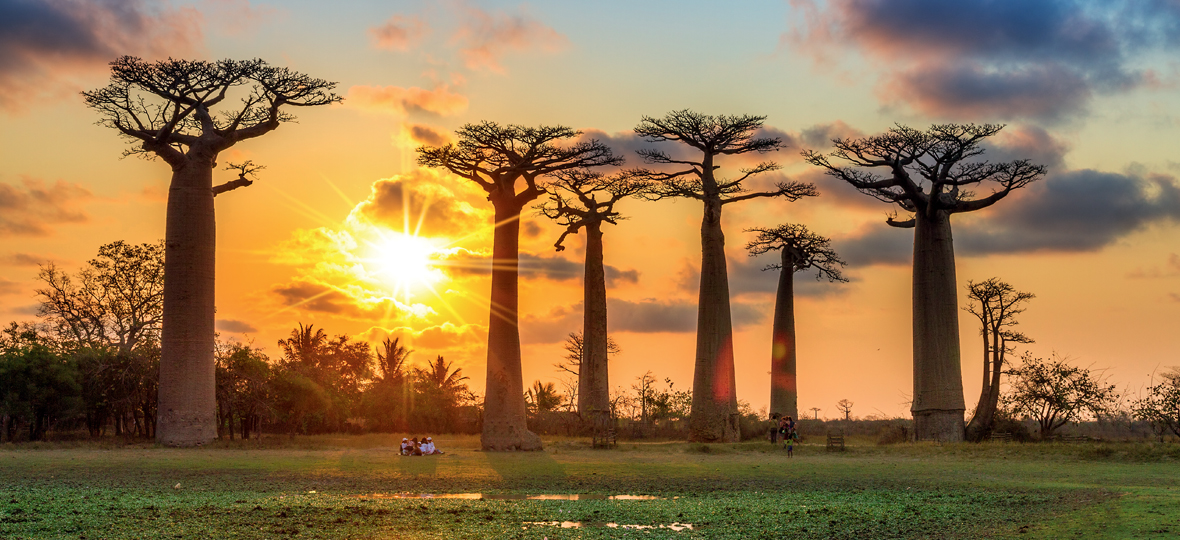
<box><xmin>745</xmin><ymin>224</ymin><xmax>846</xmax><ymax>421</ymax></box>
<box><xmin>635</xmin><ymin>110</ymin><xmax>817</xmax><ymax>442</ymax></box>
<box><xmin>418</xmin><ymin>122</ymin><xmax>621</xmax><ymax>450</ymax></box>
<box><xmin>83</xmin><ymin>56</ymin><xmax>340</xmax><ymax>446</ymax></box>
<box><xmin>964</xmin><ymin>278</ymin><xmax>1034</xmax><ymax>442</ymax></box>
<box><xmin>538</xmin><ymin>169</ymin><xmax>649</xmax><ymax>434</ymax></box>
<box><xmin>804</xmin><ymin>124</ymin><xmax>1045</xmax><ymax>441</ymax></box>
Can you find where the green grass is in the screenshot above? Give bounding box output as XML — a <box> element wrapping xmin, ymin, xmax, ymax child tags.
<box><xmin>1</xmin><ymin>435</ymin><xmax>1178</xmax><ymax>538</ymax></box>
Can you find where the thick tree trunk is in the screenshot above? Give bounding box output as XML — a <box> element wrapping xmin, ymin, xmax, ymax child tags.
<box><xmin>689</xmin><ymin>198</ymin><xmax>739</xmax><ymax>442</ymax></box>
<box><xmin>769</xmin><ymin>255</ymin><xmax>797</xmax><ymax>420</ymax></box>
<box><xmin>580</xmin><ymin>221</ymin><xmax>611</xmax><ymax>430</ymax></box>
<box><xmin>911</xmin><ymin>211</ymin><xmax>966</xmax><ymax>441</ymax></box>
<box><xmin>157</xmin><ymin>160</ymin><xmax>218</xmax><ymax>446</ymax></box>
<box><xmin>481</xmin><ymin>202</ymin><xmax>542</xmax><ymax>451</ymax></box>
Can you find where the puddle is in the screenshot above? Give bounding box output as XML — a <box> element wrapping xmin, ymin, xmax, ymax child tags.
<box><xmin>363</xmin><ymin>493</ymin><xmax>662</xmax><ymax>500</ymax></box>
<box><xmin>524</xmin><ymin>521</ymin><xmax>694</xmax><ymax>531</ymax></box>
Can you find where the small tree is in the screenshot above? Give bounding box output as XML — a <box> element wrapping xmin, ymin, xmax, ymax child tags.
<box><xmin>805</xmin><ymin>124</ymin><xmax>1045</xmax><ymax>442</ymax></box>
<box><xmin>84</xmin><ymin>57</ymin><xmax>340</xmax><ymax>446</ymax></box>
<box><xmin>1004</xmin><ymin>353</ymin><xmax>1119</xmax><ymax>439</ymax></box>
<box><xmin>635</xmin><ymin>110</ymin><xmax>817</xmax><ymax>442</ymax></box>
<box><xmin>836</xmin><ymin>399</ymin><xmax>854</xmax><ymax>421</ymax></box>
<box><xmin>746</xmin><ymin>224</ymin><xmax>845</xmax><ymax>421</ymax></box>
<box><xmin>35</xmin><ymin>240</ymin><xmax>165</xmax><ymax>355</ymax></box>
<box><xmin>540</xmin><ymin>170</ymin><xmax>648</xmax><ymax>429</ymax></box>
<box><xmin>964</xmin><ymin>278</ymin><xmax>1034</xmax><ymax>442</ymax></box>
<box><xmin>1131</xmin><ymin>368</ymin><xmax>1180</xmax><ymax>441</ymax></box>
<box><xmin>418</xmin><ymin>122</ymin><xmax>621</xmax><ymax>450</ymax></box>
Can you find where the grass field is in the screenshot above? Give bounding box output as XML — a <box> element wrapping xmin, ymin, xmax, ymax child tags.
<box><xmin>2</xmin><ymin>434</ymin><xmax>1179</xmax><ymax>539</ymax></box>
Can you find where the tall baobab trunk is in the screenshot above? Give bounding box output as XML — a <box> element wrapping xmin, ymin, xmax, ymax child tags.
<box><xmin>157</xmin><ymin>157</ymin><xmax>218</xmax><ymax>446</ymax></box>
<box><xmin>911</xmin><ymin>211</ymin><xmax>966</xmax><ymax>442</ymax></box>
<box><xmin>482</xmin><ymin>200</ymin><xmax>542</xmax><ymax>451</ymax></box>
<box><xmin>580</xmin><ymin>221</ymin><xmax>611</xmax><ymax>429</ymax></box>
<box><xmin>690</xmin><ymin>198</ymin><xmax>739</xmax><ymax>442</ymax></box>
<box><xmin>769</xmin><ymin>252</ymin><xmax>797</xmax><ymax>420</ymax></box>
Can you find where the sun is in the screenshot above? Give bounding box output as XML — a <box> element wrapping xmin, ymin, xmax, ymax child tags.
<box><xmin>364</xmin><ymin>233</ymin><xmax>445</xmax><ymax>298</ymax></box>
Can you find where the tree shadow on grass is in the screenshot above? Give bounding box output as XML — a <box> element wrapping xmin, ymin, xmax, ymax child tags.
<box><xmin>482</xmin><ymin>450</ymin><xmax>567</xmax><ymax>490</ymax></box>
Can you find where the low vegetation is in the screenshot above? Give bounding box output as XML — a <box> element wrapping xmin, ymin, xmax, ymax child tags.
<box><xmin>2</xmin><ymin>435</ymin><xmax>1178</xmax><ymax>538</ymax></box>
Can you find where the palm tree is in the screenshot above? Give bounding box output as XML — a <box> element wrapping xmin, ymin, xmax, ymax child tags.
<box><xmin>415</xmin><ymin>355</ymin><xmax>471</xmax><ymax>401</ymax></box>
<box><xmin>526</xmin><ymin>380</ymin><xmax>565</xmax><ymax>416</ymax></box>
<box><xmin>376</xmin><ymin>337</ymin><xmax>412</xmax><ymax>384</ymax></box>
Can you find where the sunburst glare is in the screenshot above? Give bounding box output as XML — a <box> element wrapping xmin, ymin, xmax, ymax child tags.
<box><xmin>363</xmin><ymin>232</ymin><xmax>446</xmax><ymax>301</ymax></box>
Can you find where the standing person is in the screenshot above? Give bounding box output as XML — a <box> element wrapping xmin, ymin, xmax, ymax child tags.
<box><xmin>786</xmin><ymin>429</ymin><xmax>796</xmax><ymax>457</ymax></box>
<box><xmin>782</xmin><ymin>416</ymin><xmax>795</xmax><ymax>449</ymax></box>
<box><xmin>769</xmin><ymin>413</ymin><xmax>781</xmax><ymax>444</ymax></box>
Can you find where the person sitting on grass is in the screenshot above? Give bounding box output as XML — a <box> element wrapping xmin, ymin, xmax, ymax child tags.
<box><xmin>400</xmin><ymin>438</ymin><xmax>412</xmax><ymax>456</ymax></box>
<box><xmin>421</xmin><ymin>437</ymin><xmax>444</xmax><ymax>455</ymax></box>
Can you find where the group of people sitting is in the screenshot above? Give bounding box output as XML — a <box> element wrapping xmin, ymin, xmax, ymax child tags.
<box><xmin>400</xmin><ymin>436</ymin><xmax>443</xmax><ymax>456</ymax></box>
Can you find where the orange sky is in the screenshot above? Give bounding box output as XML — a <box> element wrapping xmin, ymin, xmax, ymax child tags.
<box><xmin>2</xmin><ymin>0</ymin><xmax>1179</xmax><ymax>419</ymax></box>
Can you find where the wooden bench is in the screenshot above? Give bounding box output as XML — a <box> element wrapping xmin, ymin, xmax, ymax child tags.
<box><xmin>989</xmin><ymin>432</ymin><xmax>1013</xmax><ymax>442</ymax></box>
<box><xmin>592</xmin><ymin>429</ymin><xmax>617</xmax><ymax>449</ymax></box>
<box><xmin>826</xmin><ymin>434</ymin><xmax>845</xmax><ymax>452</ymax></box>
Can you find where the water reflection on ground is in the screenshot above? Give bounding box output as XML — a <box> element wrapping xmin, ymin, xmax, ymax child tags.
<box><xmin>524</xmin><ymin>521</ymin><xmax>694</xmax><ymax>531</ymax></box>
<box><xmin>363</xmin><ymin>493</ymin><xmax>663</xmax><ymax>500</ymax></box>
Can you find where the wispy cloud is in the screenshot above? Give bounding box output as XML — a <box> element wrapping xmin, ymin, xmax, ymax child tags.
<box><xmin>452</xmin><ymin>4</ymin><xmax>567</xmax><ymax>73</ymax></box>
<box><xmin>0</xmin><ymin>177</ymin><xmax>90</xmax><ymax>235</ymax></box>
<box><xmin>346</xmin><ymin>84</ymin><xmax>468</xmax><ymax>116</ymax></box>
<box><xmin>369</xmin><ymin>14</ymin><xmax>429</xmax><ymax>51</ymax></box>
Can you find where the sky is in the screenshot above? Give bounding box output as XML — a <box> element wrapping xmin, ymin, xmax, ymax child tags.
<box><xmin>1</xmin><ymin>0</ymin><xmax>1179</xmax><ymax>419</ymax></box>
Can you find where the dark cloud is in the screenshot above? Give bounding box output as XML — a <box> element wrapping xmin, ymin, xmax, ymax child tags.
<box><xmin>799</xmin><ymin>121</ymin><xmax>865</xmax><ymax>150</ymax></box>
<box><xmin>519</xmin><ymin>296</ymin><xmax>766</xmax><ymax>342</ymax></box>
<box><xmin>789</xmin><ymin>0</ymin><xmax>1180</xmax><ymax>121</ymax></box>
<box><xmin>270</xmin><ymin>279</ymin><xmax>417</xmax><ymax>321</ymax></box>
<box><xmin>0</xmin><ymin>0</ymin><xmax>202</xmax><ymax>110</ymax></box>
<box><xmin>352</xmin><ymin>169</ymin><xmax>486</xmax><ymax>238</ymax></box>
<box><xmin>958</xmin><ymin>170</ymin><xmax>1180</xmax><ymax>254</ymax></box>
<box><xmin>216</xmin><ymin>319</ymin><xmax>258</xmax><ymax>334</ymax></box>
<box><xmin>405</xmin><ymin>123</ymin><xmax>451</xmax><ymax>146</ymax></box>
<box><xmin>2</xmin><ymin>252</ymin><xmax>50</xmax><ymax>266</ymax></box>
<box><xmin>0</xmin><ymin>178</ymin><xmax>90</xmax><ymax>235</ymax></box>
<box><xmin>676</xmin><ymin>253</ymin><xmax>851</xmax><ymax>296</ymax></box>
<box><xmin>521</xmin><ymin>220</ymin><xmax>544</xmax><ymax>239</ymax></box>
<box><xmin>829</xmin><ymin>169</ymin><xmax>1180</xmax><ymax>265</ymax></box>
<box><xmin>444</xmin><ymin>250</ymin><xmax>640</xmax><ymax>287</ymax></box>
<box><xmin>608</xmin><ymin>297</ymin><xmax>765</xmax><ymax>333</ymax></box>
<box><xmin>982</xmin><ymin>125</ymin><xmax>1071</xmax><ymax>172</ymax></box>
<box><xmin>0</xmin><ymin>277</ymin><xmax>21</xmax><ymax>296</ymax></box>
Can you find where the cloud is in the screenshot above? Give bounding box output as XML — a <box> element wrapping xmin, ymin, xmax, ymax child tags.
<box><xmin>270</xmin><ymin>278</ymin><xmax>433</xmax><ymax>321</ymax></box>
<box><xmin>350</xmin><ymin>169</ymin><xmax>487</xmax><ymax>238</ymax></box>
<box><xmin>346</xmin><ymin>84</ymin><xmax>468</xmax><ymax>116</ymax></box>
<box><xmin>199</xmin><ymin>0</ymin><xmax>280</xmax><ymax>37</ymax></box>
<box><xmin>608</xmin><ymin>297</ymin><xmax>766</xmax><ymax>333</ymax></box>
<box><xmin>443</xmin><ymin>250</ymin><xmax>640</xmax><ymax>287</ymax></box>
<box><xmin>1</xmin><ymin>252</ymin><xmax>50</xmax><ymax>266</ymax></box>
<box><xmin>677</xmin><ymin>254</ymin><xmax>850</xmax><ymax>297</ymax></box>
<box><xmin>367</xmin><ymin>322</ymin><xmax>486</xmax><ymax>350</ymax></box>
<box><xmin>831</xmin><ymin>169</ymin><xmax>1180</xmax><ymax>265</ymax></box>
<box><xmin>799</xmin><ymin>121</ymin><xmax>865</xmax><ymax>149</ymax></box>
<box><xmin>958</xmin><ymin>171</ymin><xmax>1180</xmax><ymax>254</ymax></box>
<box><xmin>787</xmin><ymin>0</ymin><xmax>1180</xmax><ymax>121</ymax></box>
<box><xmin>404</xmin><ymin>123</ymin><xmax>452</xmax><ymax>146</ymax></box>
<box><xmin>0</xmin><ymin>277</ymin><xmax>21</xmax><ymax>296</ymax></box>
<box><xmin>216</xmin><ymin>319</ymin><xmax>258</xmax><ymax>334</ymax></box>
<box><xmin>0</xmin><ymin>177</ymin><xmax>90</xmax><ymax>235</ymax></box>
<box><xmin>452</xmin><ymin>4</ymin><xmax>568</xmax><ymax>73</ymax></box>
<box><xmin>0</xmin><ymin>0</ymin><xmax>202</xmax><ymax>111</ymax></box>
<box><xmin>1127</xmin><ymin>253</ymin><xmax>1180</xmax><ymax>279</ymax></box>
<box><xmin>369</xmin><ymin>14</ymin><xmax>428</xmax><ymax>51</ymax></box>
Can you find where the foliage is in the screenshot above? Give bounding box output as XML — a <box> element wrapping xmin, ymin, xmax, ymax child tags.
<box><xmin>34</xmin><ymin>240</ymin><xmax>164</xmax><ymax>355</ymax></box>
<box><xmin>1131</xmin><ymin>367</ymin><xmax>1180</xmax><ymax>441</ymax></box>
<box><xmin>0</xmin><ymin>334</ymin><xmax>80</xmax><ymax>442</ymax></box>
<box><xmin>745</xmin><ymin>223</ymin><xmax>847</xmax><ymax>281</ymax></box>
<box><xmin>1004</xmin><ymin>353</ymin><xmax>1120</xmax><ymax>438</ymax></box>
<box><xmin>964</xmin><ymin>277</ymin><xmax>1035</xmax><ymax>441</ymax></box>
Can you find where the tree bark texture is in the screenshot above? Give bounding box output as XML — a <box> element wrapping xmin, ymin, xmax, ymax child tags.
<box><xmin>580</xmin><ymin>221</ymin><xmax>611</xmax><ymax>427</ymax></box>
<box><xmin>769</xmin><ymin>253</ymin><xmax>798</xmax><ymax>420</ymax></box>
<box><xmin>690</xmin><ymin>199</ymin><xmax>739</xmax><ymax>442</ymax></box>
<box><xmin>481</xmin><ymin>202</ymin><xmax>542</xmax><ymax>451</ymax></box>
<box><xmin>911</xmin><ymin>211</ymin><xmax>966</xmax><ymax>441</ymax></box>
<box><xmin>157</xmin><ymin>160</ymin><xmax>218</xmax><ymax>446</ymax></box>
